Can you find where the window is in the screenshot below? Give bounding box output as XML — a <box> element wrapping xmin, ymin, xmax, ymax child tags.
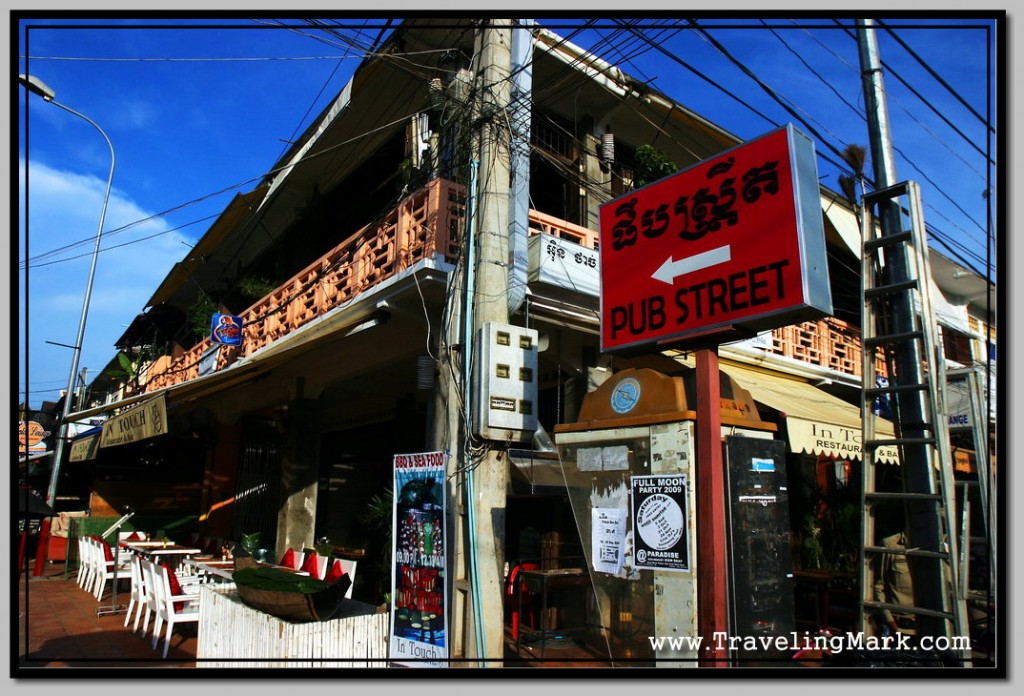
<box><xmin>941</xmin><ymin>326</ymin><xmax>975</xmax><ymax>365</ymax></box>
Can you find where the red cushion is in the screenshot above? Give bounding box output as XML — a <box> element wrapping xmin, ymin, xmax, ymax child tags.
<box><xmin>300</xmin><ymin>552</ymin><xmax>321</xmax><ymax>580</ymax></box>
<box><xmin>162</xmin><ymin>563</ymin><xmax>188</xmax><ymax>613</ymax></box>
<box><xmin>98</xmin><ymin>538</ymin><xmax>114</xmax><ymax>562</ymax></box>
<box><xmin>324</xmin><ymin>560</ymin><xmax>345</xmax><ymax>584</ymax></box>
<box><xmin>128</xmin><ymin>531</ymin><xmax>145</xmax><ymax>541</ymax></box>
<box><xmin>279</xmin><ymin>548</ymin><xmax>297</xmax><ymax>569</ymax></box>
<box><xmin>163</xmin><ymin>562</ymin><xmax>183</xmax><ymax>596</ymax></box>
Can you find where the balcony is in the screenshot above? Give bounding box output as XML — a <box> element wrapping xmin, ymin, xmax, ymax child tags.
<box><xmin>143</xmin><ymin>178</ymin><xmax>466</xmax><ymax>391</ymax></box>
<box><xmin>140</xmin><ymin>177</ymin><xmax>879</xmax><ymax>393</ymax></box>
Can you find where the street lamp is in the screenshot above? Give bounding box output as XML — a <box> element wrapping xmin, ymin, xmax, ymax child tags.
<box><xmin>20</xmin><ymin>73</ymin><xmax>116</xmax><ymax>507</ymax></box>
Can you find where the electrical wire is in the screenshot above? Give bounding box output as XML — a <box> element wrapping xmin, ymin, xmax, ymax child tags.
<box><xmin>875</xmin><ymin>18</ymin><xmax>994</xmax><ymax>134</ymax></box>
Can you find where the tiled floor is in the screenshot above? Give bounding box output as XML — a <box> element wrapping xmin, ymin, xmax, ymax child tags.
<box><xmin>16</xmin><ymin>562</ymin><xmax>197</xmax><ymax>670</ymax></box>
<box><xmin>15</xmin><ymin>561</ymin><xmax>607</xmax><ymax>672</ymax></box>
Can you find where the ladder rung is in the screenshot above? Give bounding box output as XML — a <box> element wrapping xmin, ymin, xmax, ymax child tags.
<box><xmin>864</xmin><ymin>383</ymin><xmax>929</xmax><ymax>397</ymax></box>
<box><xmin>865</xmin><ymin>491</ymin><xmax>944</xmax><ymax>502</ymax></box>
<box><xmin>866</xmin><ymin>437</ymin><xmax>936</xmax><ymax>447</ymax></box>
<box><xmin>864</xmin><ymin>331</ymin><xmax>923</xmax><ymax>347</ymax></box>
<box><xmin>861</xmin><ymin>601</ymin><xmax>954</xmax><ymax>621</ymax></box>
<box><xmin>865</xmin><ymin>279</ymin><xmax>919</xmax><ymax>298</ymax></box>
<box><xmin>864</xmin><ymin>230</ymin><xmax>914</xmax><ymax>251</ymax></box>
<box><xmin>896</xmin><ymin>421</ymin><xmax>937</xmax><ymax>432</ymax></box>
<box><xmin>864</xmin><ymin>545</ymin><xmax>950</xmax><ymax>560</ymax></box>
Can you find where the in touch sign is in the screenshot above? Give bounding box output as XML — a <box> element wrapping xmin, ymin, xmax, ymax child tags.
<box><xmin>599</xmin><ymin>124</ymin><xmax>832</xmax><ymax>353</ymax></box>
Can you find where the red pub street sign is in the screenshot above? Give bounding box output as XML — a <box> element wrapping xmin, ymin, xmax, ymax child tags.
<box><xmin>599</xmin><ymin>124</ymin><xmax>832</xmax><ymax>353</ymax></box>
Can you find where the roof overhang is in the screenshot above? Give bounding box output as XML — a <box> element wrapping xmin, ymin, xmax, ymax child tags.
<box><xmin>66</xmin><ymin>258</ymin><xmax>453</xmax><ymax>424</ymax></box>
<box><xmin>146</xmin><ymin>186</ymin><xmax>268</xmax><ymax>310</ymax></box>
<box><xmin>716</xmin><ymin>361</ymin><xmax>899</xmax><ymax>464</ymax></box>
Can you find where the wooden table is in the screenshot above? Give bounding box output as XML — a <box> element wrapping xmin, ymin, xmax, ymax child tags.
<box><xmin>184</xmin><ymin>558</ymin><xmax>237</xmax><ymax>582</ymax></box>
<box><xmin>124</xmin><ymin>543</ymin><xmax>202</xmax><ymax>570</ymax></box>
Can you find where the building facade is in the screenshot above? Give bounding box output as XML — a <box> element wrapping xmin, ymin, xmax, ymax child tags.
<box><xmin>61</xmin><ymin>19</ymin><xmax>995</xmax><ymax>664</ymax></box>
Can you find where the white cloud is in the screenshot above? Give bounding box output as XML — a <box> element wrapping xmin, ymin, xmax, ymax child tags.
<box><xmin>19</xmin><ymin>158</ymin><xmax>190</xmax><ymax>408</ymax></box>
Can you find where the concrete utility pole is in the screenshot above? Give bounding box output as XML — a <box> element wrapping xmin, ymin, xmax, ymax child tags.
<box><xmin>856</xmin><ymin>19</ymin><xmax>948</xmax><ymax>640</ymax></box>
<box><xmin>465</xmin><ymin>19</ymin><xmax>514</xmax><ymax>664</ymax></box>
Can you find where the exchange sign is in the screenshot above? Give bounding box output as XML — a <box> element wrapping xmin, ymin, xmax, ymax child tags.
<box><xmin>599</xmin><ymin>124</ymin><xmax>832</xmax><ymax>353</ymax></box>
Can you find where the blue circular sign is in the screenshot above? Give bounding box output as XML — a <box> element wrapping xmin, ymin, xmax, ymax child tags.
<box><xmin>610</xmin><ymin>377</ymin><xmax>641</xmax><ymax>414</ymax></box>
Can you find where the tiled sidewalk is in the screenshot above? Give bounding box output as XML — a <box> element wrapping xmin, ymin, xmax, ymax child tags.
<box><xmin>16</xmin><ymin>562</ymin><xmax>197</xmax><ymax>670</ymax></box>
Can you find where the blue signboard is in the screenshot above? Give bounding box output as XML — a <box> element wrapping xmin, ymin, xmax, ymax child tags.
<box><xmin>210</xmin><ymin>313</ymin><xmax>243</xmax><ymax>346</ymax></box>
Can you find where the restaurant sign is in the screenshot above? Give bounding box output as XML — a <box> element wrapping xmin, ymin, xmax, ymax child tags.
<box><xmin>390</xmin><ymin>451</ymin><xmax>448</xmax><ymax>668</ymax></box>
<box><xmin>18</xmin><ymin>420</ymin><xmax>50</xmax><ymax>454</ymax></box>
<box><xmin>99</xmin><ymin>394</ymin><xmax>168</xmax><ymax>448</ymax></box>
<box><xmin>785</xmin><ymin>417</ymin><xmax>899</xmax><ymax>464</ymax></box>
<box><xmin>69</xmin><ymin>432</ymin><xmax>100</xmax><ymax>462</ymax></box>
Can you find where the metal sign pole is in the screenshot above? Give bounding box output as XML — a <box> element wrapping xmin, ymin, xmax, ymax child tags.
<box><xmin>695</xmin><ymin>347</ymin><xmax>728</xmax><ymax>665</ymax></box>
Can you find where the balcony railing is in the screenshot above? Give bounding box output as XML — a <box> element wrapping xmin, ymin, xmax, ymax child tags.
<box><xmin>771</xmin><ymin>318</ymin><xmax>887</xmax><ymax>379</ymax></box>
<box><xmin>140</xmin><ymin>177</ymin><xmax>881</xmax><ymax>393</ymax></box>
<box><xmin>143</xmin><ymin>178</ymin><xmax>466</xmax><ymax>391</ymax></box>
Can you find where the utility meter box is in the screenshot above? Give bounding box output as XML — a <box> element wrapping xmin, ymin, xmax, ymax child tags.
<box><xmin>473</xmin><ymin>322</ymin><xmax>539</xmax><ymax>442</ymax></box>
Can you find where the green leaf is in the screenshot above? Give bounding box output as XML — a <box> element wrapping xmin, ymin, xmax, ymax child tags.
<box><xmin>234</xmin><ymin>566</ymin><xmax>330</xmax><ymax>594</ymax></box>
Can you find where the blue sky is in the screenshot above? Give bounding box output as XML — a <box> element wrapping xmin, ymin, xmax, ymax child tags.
<box><xmin>15</xmin><ymin>12</ymin><xmax>1002</xmax><ymax>411</ymax></box>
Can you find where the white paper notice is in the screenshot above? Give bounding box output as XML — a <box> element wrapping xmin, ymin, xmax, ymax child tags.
<box><xmin>602</xmin><ymin>445</ymin><xmax>629</xmax><ymax>471</ymax></box>
<box><xmin>592</xmin><ymin>507</ymin><xmax>627</xmax><ymax>574</ymax></box>
<box><xmin>578</xmin><ymin>447</ymin><xmax>603</xmax><ymax>471</ymax></box>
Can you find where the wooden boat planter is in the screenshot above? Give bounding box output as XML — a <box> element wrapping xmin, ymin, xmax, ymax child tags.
<box><xmin>232</xmin><ymin>556</ymin><xmax>352</xmax><ymax>623</ymax></box>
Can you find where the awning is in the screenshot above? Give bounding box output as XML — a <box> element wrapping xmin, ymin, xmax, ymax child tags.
<box><xmin>718</xmin><ymin>363</ymin><xmax>900</xmax><ymax>464</ymax></box>
<box><xmin>19</xmin><ymin>486</ymin><xmax>56</xmax><ymax>519</ymax></box>
<box><xmin>823</xmin><ymin>201</ymin><xmax>861</xmax><ymax>257</ymax></box>
<box><xmin>509</xmin><ymin>451</ymin><xmax>567</xmax><ymax>489</ymax></box>
<box><xmin>66</xmin><ymin>343</ymin><xmax>292</xmax><ymax>425</ymax></box>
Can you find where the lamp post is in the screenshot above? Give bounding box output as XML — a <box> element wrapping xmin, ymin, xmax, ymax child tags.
<box><xmin>20</xmin><ymin>73</ymin><xmax>116</xmax><ymax>507</ymax></box>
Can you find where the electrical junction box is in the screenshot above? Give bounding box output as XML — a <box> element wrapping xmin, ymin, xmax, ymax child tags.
<box><xmin>473</xmin><ymin>322</ymin><xmax>539</xmax><ymax>442</ymax></box>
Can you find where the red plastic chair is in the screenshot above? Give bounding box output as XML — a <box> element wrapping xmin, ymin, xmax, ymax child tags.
<box><xmin>506</xmin><ymin>562</ymin><xmax>539</xmax><ymax>640</ymax></box>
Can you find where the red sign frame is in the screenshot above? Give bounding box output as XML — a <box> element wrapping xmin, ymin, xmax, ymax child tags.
<box><xmin>599</xmin><ymin>124</ymin><xmax>832</xmax><ymax>353</ymax></box>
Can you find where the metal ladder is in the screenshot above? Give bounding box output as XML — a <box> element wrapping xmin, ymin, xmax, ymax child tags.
<box><xmin>858</xmin><ymin>181</ymin><xmax>968</xmax><ymax>647</ymax></box>
<box><xmin>946</xmin><ymin>365</ymin><xmax>995</xmax><ymax>628</ymax></box>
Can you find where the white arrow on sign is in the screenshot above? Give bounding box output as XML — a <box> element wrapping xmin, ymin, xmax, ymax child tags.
<box><xmin>651</xmin><ymin>244</ymin><xmax>732</xmax><ymax>285</ymax></box>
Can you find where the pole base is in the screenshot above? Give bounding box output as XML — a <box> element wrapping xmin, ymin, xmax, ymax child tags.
<box><xmin>96</xmin><ymin>604</ymin><xmax>127</xmax><ymax>617</ymax></box>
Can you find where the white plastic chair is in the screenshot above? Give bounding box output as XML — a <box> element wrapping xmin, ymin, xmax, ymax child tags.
<box><xmin>278</xmin><ymin>547</ymin><xmax>305</xmax><ymax>570</ymax></box>
<box><xmin>76</xmin><ymin>536</ymin><xmax>93</xmax><ymax>591</ymax></box>
<box><xmin>124</xmin><ymin>553</ymin><xmax>152</xmax><ymax>633</ymax></box>
<box><xmin>139</xmin><ymin>558</ymin><xmax>162</xmax><ymax>646</ymax></box>
<box><xmin>299</xmin><ymin>551</ymin><xmax>329</xmax><ymax>579</ymax></box>
<box><xmin>90</xmin><ymin>536</ymin><xmax>131</xmax><ymax>601</ymax></box>
<box><xmin>325</xmin><ymin>558</ymin><xmax>357</xmax><ymax>599</ymax></box>
<box><xmin>81</xmin><ymin>537</ymin><xmax>102</xmax><ymax>597</ymax></box>
<box><xmin>145</xmin><ymin>559</ymin><xmax>201</xmax><ymax>658</ymax></box>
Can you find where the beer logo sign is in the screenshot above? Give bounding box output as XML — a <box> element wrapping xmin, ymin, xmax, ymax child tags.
<box><xmin>18</xmin><ymin>421</ymin><xmax>49</xmax><ymax>452</ymax></box>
